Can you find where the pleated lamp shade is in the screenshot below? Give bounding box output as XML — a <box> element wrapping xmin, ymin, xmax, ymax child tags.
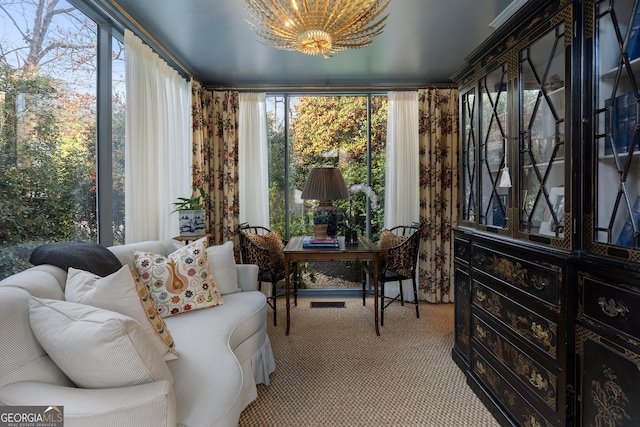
<box><xmin>301</xmin><ymin>167</ymin><xmax>350</xmax><ymax>237</ymax></box>
<box><xmin>301</xmin><ymin>167</ymin><xmax>350</xmax><ymax>201</ymax></box>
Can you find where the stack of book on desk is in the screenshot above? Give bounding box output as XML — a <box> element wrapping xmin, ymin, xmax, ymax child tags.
<box><xmin>302</xmin><ymin>236</ymin><xmax>339</xmax><ymax>249</ymax></box>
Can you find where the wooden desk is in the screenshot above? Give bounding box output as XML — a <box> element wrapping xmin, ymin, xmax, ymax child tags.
<box><xmin>283</xmin><ymin>235</ymin><xmax>381</xmax><ymax>335</ymax></box>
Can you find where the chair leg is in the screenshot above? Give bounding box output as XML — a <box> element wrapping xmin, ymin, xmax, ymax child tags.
<box><xmin>362</xmin><ymin>267</ymin><xmax>367</xmax><ymax>306</ymax></box>
<box><xmin>271</xmin><ymin>280</ymin><xmax>277</xmax><ymax>326</ymax></box>
<box><xmin>380</xmin><ymin>281</ymin><xmax>385</xmax><ymax>327</ymax></box>
<box><xmin>293</xmin><ymin>264</ymin><xmax>298</xmax><ymax>307</ymax></box>
<box><xmin>399</xmin><ymin>279</ymin><xmax>405</xmax><ymax>306</ymax></box>
<box><xmin>361</xmin><ymin>264</ymin><xmax>367</xmax><ymax>306</ymax></box>
<box><xmin>412</xmin><ymin>276</ymin><xmax>420</xmax><ymax>319</ymax></box>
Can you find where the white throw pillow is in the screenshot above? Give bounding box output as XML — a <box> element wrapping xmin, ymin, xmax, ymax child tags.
<box><xmin>28</xmin><ymin>297</ymin><xmax>173</xmax><ymax>389</ymax></box>
<box><xmin>206</xmin><ymin>240</ymin><xmax>241</xmax><ymax>295</ymax></box>
<box><xmin>65</xmin><ymin>266</ymin><xmax>178</xmax><ymax>361</ymax></box>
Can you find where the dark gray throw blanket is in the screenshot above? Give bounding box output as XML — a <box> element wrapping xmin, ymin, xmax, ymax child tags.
<box><xmin>29</xmin><ymin>241</ymin><xmax>123</xmax><ymax>277</ymax></box>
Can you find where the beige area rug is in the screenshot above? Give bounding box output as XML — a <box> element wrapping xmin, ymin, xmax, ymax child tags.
<box><xmin>238</xmin><ymin>297</ymin><xmax>500</xmax><ymax>427</ymax></box>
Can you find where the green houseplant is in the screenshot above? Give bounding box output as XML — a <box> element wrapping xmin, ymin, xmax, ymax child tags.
<box><xmin>172</xmin><ymin>187</ymin><xmax>210</xmax><ymax>236</ymax></box>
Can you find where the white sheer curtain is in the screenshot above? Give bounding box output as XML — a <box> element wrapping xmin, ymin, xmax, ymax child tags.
<box><xmin>385</xmin><ymin>91</ymin><xmax>420</xmax><ymax>228</ymax></box>
<box><xmin>384</xmin><ymin>91</ymin><xmax>420</xmax><ymax>302</ymax></box>
<box><xmin>124</xmin><ymin>29</ymin><xmax>191</xmax><ymax>243</ymax></box>
<box><xmin>238</xmin><ymin>92</ymin><xmax>269</xmax><ymax>227</ymax></box>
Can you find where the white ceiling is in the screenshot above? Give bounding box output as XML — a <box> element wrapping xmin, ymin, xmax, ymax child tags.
<box><xmin>112</xmin><ymin>0</ymin><xmax>514</xmax><ymax>88</ymax></box>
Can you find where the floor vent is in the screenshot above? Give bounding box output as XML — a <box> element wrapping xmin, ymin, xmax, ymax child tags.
<box><xmin>310</xmin><ymin>301</ymin><xmax>346</xmax><ymax>309</ymax></box>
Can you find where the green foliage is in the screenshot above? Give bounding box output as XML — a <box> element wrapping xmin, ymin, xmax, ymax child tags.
<box><xmin>0</xmin><ymin>240</ymin><xmax>44</xmax><ymax>278</ymax></box>
<box><xmin>267</xmin><ymin>95</ymin><xmax>388</xmax><ymax>241</ymax></box>
<box><xmin>172</xmin><ymin>186</ymin><xmax>210</xmax><ymax>212</ymax></box>
<box><xmin>293</xmin><ymin>262</ymin><xmax>317</xmax><ymax>289</ymax></box>
<box><xmin>112</xmin><ymin>92</ymin><xmax>126</xmax><ymax>245</ymax></box>
<box><xmin>267</xmin><ymin>108</ymin><xmax>286</xmax><ymax>193</ymax></box>
<box><xmin>0</xmin><ymin>2</ymin><xmax>127</xmax><ymax>277</ymax></box>
<box><xmin>0</xmin><ymin>65</ymin><xmax>98</xmax><ymax>279</ymax></box>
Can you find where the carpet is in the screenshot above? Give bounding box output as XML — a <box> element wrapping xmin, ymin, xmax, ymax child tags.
<box><xmin>238</xmin><ymin>297</ymin><xmax>500</xmax><ymax>426</ymax></box>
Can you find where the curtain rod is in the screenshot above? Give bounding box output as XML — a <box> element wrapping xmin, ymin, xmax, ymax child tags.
<box><xmin>208</xmin><ymin>84</ymin><xmax>457</xmax><ymax>92</ymax></box>
<box><xmin>108</xmin><ymin>0</ymin><xmax>194</xmax><ymax>79</ymax></box>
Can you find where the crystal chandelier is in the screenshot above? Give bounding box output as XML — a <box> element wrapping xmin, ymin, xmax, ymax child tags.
<box><xmin>244</xmin><ymin>0</ymin><xmax>390</xmax><ymax>58</ymax></box>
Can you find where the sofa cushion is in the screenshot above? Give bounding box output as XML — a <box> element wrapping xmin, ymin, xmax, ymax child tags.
<box><xmin>206</xmin><ymin>241</ymin><xmax>241</xmax><ymax>295</ymax></box>
<box><xmin>108</xmin><ymin>239</ymin><xmax>181</xmax><ymax>269</ymax></box>
<box><xmin>65</xmin><ymin>265</ymin><xmax>178</xmax><ymax>361</ymax></box>
<box><xmin>29</xmin><ymin>241</ymin><xmax>122</xmax><ymax>277</ymax></box>
<box><xmin>164</xmin><ymin>291</ymin><xmax>268</xmax><ymax>427</ymax></box>
<box><xmin>28</xmin><ymin>297</ymin><xmax>173</xmax><ymax>389</ymax></box>
<box><xmin>134</xmin><ymin>237</ymin><xmax>224</xmax><ymax>318</ymax></box>
<box><xmin>0</xmin><ymin>287</ymin><xmax>73</xmax><ymax>389</ymax></box>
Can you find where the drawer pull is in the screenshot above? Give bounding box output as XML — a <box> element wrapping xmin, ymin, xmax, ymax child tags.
<box><xmin>528</xmin><ymin>370</ymin><xmax>549</xmax><ymax>391</ymax></box>
<box><xmin>530</xmin><ymin>275</ymin><xmax>548</xmax><ymax>291</ymax></box>
<box><xmin>475</xmin><ymin>361</ymin><xmax>486</xmax><ymax>375</ymax></box>
<box><xmin>528</xmin><ymin>415</ymin><xmax>543</xmax><ymax>427</ymax></box>
<box><xmin>475</xmin><ymin>325</ymin><xmax>487</xmax><ymax>339</ymax></box>
<box><xmin>456</xmin><ymin>245</ymin><xmax>467</xmax><ymax>256</ymax></box>
<box><xmin>474</xmin><ymin>255</ymin><xmax>485</xmax><ymax>265</ymax></box>
<box><xmin>531</xmin><ymin>322</ymin><xmax>549</xmax><ymax>341</ymax></box>
<box><xmin>475</xmin><ymin>290</ymin><xmax>487</xmax><ymax>302</ymax></box>
<box><xmin>598</xmin><ymin>297</ymin><xmax>629</xmax><ymax>318</ymax></box>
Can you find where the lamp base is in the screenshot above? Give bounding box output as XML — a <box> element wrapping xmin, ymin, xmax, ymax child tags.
<box><xmin>314</xmin><ymin>201</ymin><xmax>338</xmax><ymax>237</ymax></box>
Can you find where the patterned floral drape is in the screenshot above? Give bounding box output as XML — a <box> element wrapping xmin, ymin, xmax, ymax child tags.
<box><xmin>191</xmin><ymin>81</ymin><xmax>240</xmax><ymax>245</ymax></box>
<box><xmin>417</xmin><ymin>88</ymin><xmax>460</xmax><ymax>303</ymax></box>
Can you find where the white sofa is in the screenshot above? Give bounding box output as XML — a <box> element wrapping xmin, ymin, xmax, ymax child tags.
<box><xmin>0</xmin><ymin>239</ymin><xmax>276</xmax><ymax>427</ymax></box>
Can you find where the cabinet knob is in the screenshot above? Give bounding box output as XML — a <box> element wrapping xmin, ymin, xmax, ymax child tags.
<box><xmin>530</xmin><ymin>274</ymin><xmax>549</xmax><ymax>291</ymax></box>
<box><xmin>597</xmin><ymin>297</ymin><xmax>629</xmax><ymax>318</ymax></box>
<box><xmin>457</xmin><ymin>245</ymin><xmax>467</xmax><ymax>256</ymax></box>
<box><xmin>474</xmin><ymin>255</ymin><xmax>485</xmax><ymax>265</ymax></box>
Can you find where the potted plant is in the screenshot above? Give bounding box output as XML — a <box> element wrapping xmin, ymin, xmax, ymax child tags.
<box><xmin>172</xmin><ymin>186</ymin><xmax>210</xmax><ymax>236</ymax></box>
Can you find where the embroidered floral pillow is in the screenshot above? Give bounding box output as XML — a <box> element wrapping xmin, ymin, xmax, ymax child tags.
<box><xmin>134</xmin><ymin>237</ymin><xmax>224</xmax><ymax>318</ymax></box>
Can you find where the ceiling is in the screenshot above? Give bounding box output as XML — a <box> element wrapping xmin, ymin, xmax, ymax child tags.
<box><xmin>112</xmin><ymin>0</ymin><xmax>515</xmax><ymax>88</ymax></box>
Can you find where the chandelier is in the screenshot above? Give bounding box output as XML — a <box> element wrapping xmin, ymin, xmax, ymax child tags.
<box><xmin>244</xmin><ymin>0</ymin><xmax>390</xmax><ymax>58</ymax></box>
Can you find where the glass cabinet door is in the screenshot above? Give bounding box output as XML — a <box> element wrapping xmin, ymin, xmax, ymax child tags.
<box><xmin>462</xmin><ymin>89</ymin><xmax>477</xmax><ymax>223</ymax></box>
<box><xmin>479</xmin><ymin>64</ymin><xmax>508</xmax><ymax>228</ymax></box>
<box><xmin>519</xmin><ymin>21</ymin><xmax>567</xmax><ymax>238</ymax></box>
<box><xmin>593</xmin><ymin>0</ymin><xmax>640</xmax><ymax>248</ymax></box>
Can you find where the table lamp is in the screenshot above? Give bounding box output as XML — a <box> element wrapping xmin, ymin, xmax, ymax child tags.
<box><xmin>300</xmin><ymin>167</ymin><xmax>350</xmax><ymax>238</ymax></box>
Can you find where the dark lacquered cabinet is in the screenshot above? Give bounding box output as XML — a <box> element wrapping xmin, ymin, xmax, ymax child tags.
<box><xmin>576</xmin><ymin>260</ymin><xmax>640</xmax><ymax>427</ymax></box>
<box><xmin>452</xmin><ymin>232</ymin><xmax>471</xmax><ymax>370</ymax></box>
<box><xmin>452</xmin><ymin>0</ymin><xmax>577</xmax><ymax>425</ymax></box>
<box><xmin>578</xmin><ymin>0</ymin><xmax>640</xmax><ymax>425</ymax></box>
<box><xmin>453</xmin><ymin>0</ymin><xmax>640</xmax><ymax>425</ymax></box>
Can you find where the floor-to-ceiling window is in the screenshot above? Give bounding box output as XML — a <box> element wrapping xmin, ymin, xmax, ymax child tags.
<box><xmin>0</xmin><ymin>0</ymin><xmax>125</xmax><ymax>279</ymax></box>
<box><xmin>266</xmin><ymin>94</ymin><xmax>387</xmax><ymax>288</ymax></box>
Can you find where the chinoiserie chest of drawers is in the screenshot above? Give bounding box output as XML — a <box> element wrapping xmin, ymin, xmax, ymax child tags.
<box><xmin>453</xmin><ymin>228</ymin><xmax>575</xmax><ymax>427</ymax></box>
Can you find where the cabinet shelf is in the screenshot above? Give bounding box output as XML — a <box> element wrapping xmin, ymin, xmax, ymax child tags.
<box><xmin>598</xmin><ymin>150</ymin><xmax>639</xmax><ymax>160</ymax></box>
<box><xmin>522</xmin><ymin>158</ymin><xmax>565</xmax><ymax>169</ymax></box>
<box><xmin>601</xmin><ymin>56</ymin><xmax>640</xmax><ymax>80</ymax></box>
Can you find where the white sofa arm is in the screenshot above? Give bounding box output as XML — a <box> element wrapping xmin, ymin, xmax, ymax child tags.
<box><xmin>0</xmin><ymin>380</ymin><xmax>176</xmax><ymax>427</ymax></box>
<box><xmin>236</xmin><ymin>264</ymin><xmax>259</xmax><ymax>292</ymax></box>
